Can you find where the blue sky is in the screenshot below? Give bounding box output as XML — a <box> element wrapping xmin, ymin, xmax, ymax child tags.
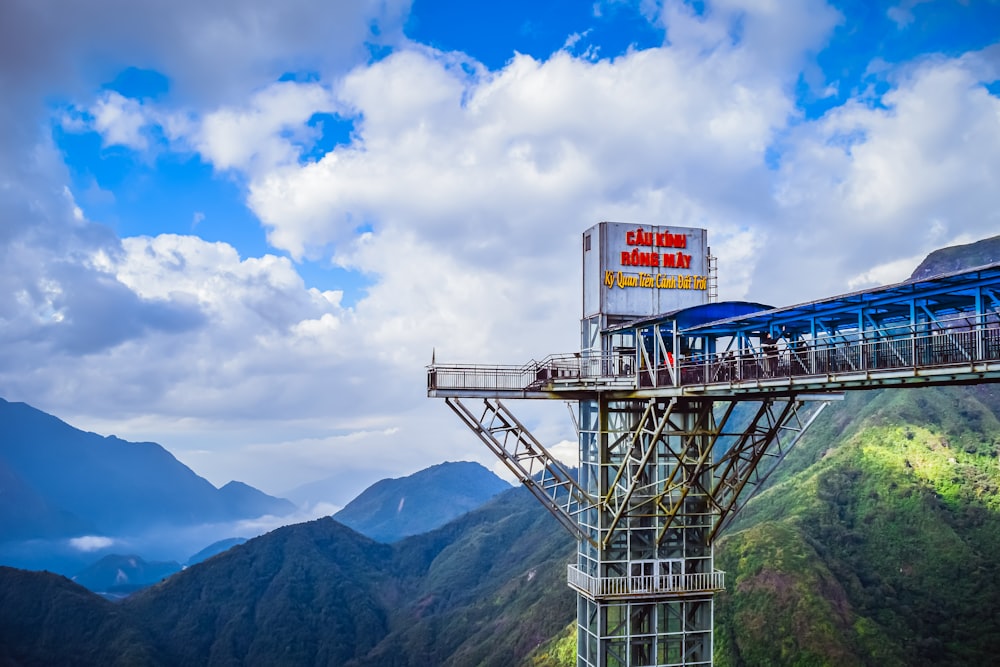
<box><xmin>1</xmin><ymin>0</ymin><xmax>999</xmax><ymax>503</ymax></box>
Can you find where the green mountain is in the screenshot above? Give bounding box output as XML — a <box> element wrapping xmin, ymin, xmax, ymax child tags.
<box><xmin>714</xmin><ymin>385</ymin><xmax>1000</xmax><ymax>666</ymax></box>
<box><xmin>0</xmin><ymin>566</ymin><xmax>163</xmax><ymax>667</ymax></box>
<box><xmin>0</xmin><ymin>484</ymin><xmax>574</xmax><ymax>666</ymax></box>
<box><xmin>120</xmin><ymin>485</ymin><xmax>573</xmax><ymax>666</ymax></box>
<box><xmin>3</xmin><ymin>385</ymin><xmax>1000</xmax><ymax>666</ymax></box>
<box><xmin>332</xmin><ymin>460</ymin><xmax>511</xmax><ymax>542</ymax></box>
<box><xmin>525</xmin><ymin>386</ymin><xmax>1000</xmax><ymax>667</ymax></box>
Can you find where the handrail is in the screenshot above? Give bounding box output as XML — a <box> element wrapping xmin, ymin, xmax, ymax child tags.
<box><xmin>566</xmin><ymin>564</ymin><xmax>725</xmax><ymax>598</ymax></box>
<box><xmin>676</xmin><ymin>325</ymin><xmax>1000</xmax><ymax>385</ymax></box>
<box><xmin>429</xmin><ymin>320</ymin><xmax>1000</xmax><ymax>393</ymax></box>
<box><xmin>428</xmin><ymin>352</ymin><xmax>634</xmax><ymax>392</ymax></box>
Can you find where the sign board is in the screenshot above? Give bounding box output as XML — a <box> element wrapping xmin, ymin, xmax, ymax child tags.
<box><xmin>582</xmin><ymin>221</ymin><xmax>710</xmax><ymax>319</ymax></box>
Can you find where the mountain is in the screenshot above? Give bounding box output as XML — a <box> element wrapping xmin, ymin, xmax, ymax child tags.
<box><xmin>186</xmin><ymin>537</ymin><xmax>247</xmax><ymax>566</ymax></box>
<box><xmin>0</xmin><ymin>566</ymin><xmax>163</xmax><ymax>666</ymax></box>
<box><xmin>0</xmin><ymin>398</ymin><xmax>294</xmax><ymax>538</ymax></box>
<box><xmin>218</xmin><ymin>480</ymin><xmax>296</xmax><ymax>517</ymax></box>
<box><xmin>909</xmin><ymin>233</ymin><xmax>1000</xmax><ymax>280</ymax></box>
<box><xmin>282</xmin><ymin>467</ymin><xmax>399</xmax><ymax>510</ymax></box>
<box><xmin>0</xmin><ymin>456</ymin><xmax>95</xmax><ymax>539</ymax></box>
<box><xmin>713</xmin><ymin>384</ymin><xmax>1000</xmax><ymax>666</ymax></box>
<box><xmin>4</xmin><ymin>385</ymin><xmax>1000</xmax><ymax>666</ymax></box>
<box><xmin>332</xmin><ymin>460</ymin><xmax>511</xmax><ymax>542</ymax></box>
<box><xmin>0</xmin><ymin>485</ymin><xmax>574</xmax><ymax>666</ymax></box>
<box><xmin>72</xmin><ymin>554</ymin><xmax>183</xmax><ymax>598</ymax></box>
<box><xmin>124</xmin><ymin>483</ymin><xmax>573</xmax><ymax>666</ymax></box>
<box><xmin>708</xmin><ymin>236</ymin><xmax>1000</xmax><ymax>665</ymax></box>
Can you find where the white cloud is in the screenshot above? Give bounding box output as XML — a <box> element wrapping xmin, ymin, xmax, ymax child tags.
<box><xmin>194</xmin><ymin>81</ymin><xmax>338</xmax><ymax>172</ymax></box>
<box><xmin>246</xmin><ymin>38</ymin><xmax>800</xmax><ymax>279</ymax></box>
<box><xmin>91</xmin><ymin>90</ymin><xmax>150</xmax><ymax>150</ymax></box>
<box><xmin>69</xmin><ymin>535</ymin><xmax>115</xmax><ymax>552</ymax></box>
<box><xmin>757</xmin><ymin>50</ymin><xmax>1000</xmax><ymax>303</ymax></box>
<box><xmin>2</xmin><ymin>0</ymin><xmax>1000</xmax><ymax>501</ymax></box>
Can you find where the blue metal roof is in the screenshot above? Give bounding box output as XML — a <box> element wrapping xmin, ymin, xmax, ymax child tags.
<box><xmin>609</xmin><ymin>301</ymin><xmax>774</xmax><ymax>333</ymax></box>
<box><xmin>670</xmin><ymin>261</ymin><xmax>1000</xmax><ymax>337</ymax></box>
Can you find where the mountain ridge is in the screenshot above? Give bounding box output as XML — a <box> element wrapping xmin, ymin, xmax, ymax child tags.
<box><xmin>332</xmin><ymin>460</ymin><xmax>511</xmax><ymax>542</ymax></box>
<box><xmin>715</xmin><ymin>385</ymin><xmax>1000</xmax><ymax>665</ymax></box>
<box><xmin>909</xmin><ymin>234</ymin><xmax>1000</xmax><ymax>280</ymax></box>
<box><xmin>0</xmin><ymin>397</ymin><xmax>294</xmax><ymax>539</ymax></box>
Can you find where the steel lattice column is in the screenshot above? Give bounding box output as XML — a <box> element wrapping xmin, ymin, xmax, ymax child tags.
<box><xmin>440</xmin><ymin>390</ymin><xmax>824</xmax><ymax>666</ymax></box>
<box><xmin>572</xmin><ymin>395</ymin><xmax>824</xmax><ymax>667</ymax></box>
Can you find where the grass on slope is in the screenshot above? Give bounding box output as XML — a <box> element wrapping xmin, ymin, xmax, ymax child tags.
<box><xmin>717</xmin><ymin>386</ymin><xmax>1000</xmax><ymax>666</ymax></box>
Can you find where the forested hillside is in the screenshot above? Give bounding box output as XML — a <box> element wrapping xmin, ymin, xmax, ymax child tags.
<box><xmin>4</xmin><ymin>384</ymin><xmax>1000</xmax><ymax>666</ymax></box>
<box><xmin>714</xmin><ymin>385</ymin><xmax>1000</xmax><ymax>666</ymax></box>
<box><xmin>0</xmin><ymin>485</ymin><xmax>574</xmax><ymax>666</ymax></box>
<box><xmin>126</xmin><ymin>483</ymin><xmax>574</xmax><ymax>666</ymax></box>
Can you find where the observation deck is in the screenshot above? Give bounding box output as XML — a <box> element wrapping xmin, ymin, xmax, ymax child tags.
<box><xmin>428</xmin><ymin>262</ymin><xmax>1000</xmax><ymax>400</ymax></box>
<box><xmin>567</xmin><ymin>565</ymin><xmax>725</xmax><ymax>601</ymax></box>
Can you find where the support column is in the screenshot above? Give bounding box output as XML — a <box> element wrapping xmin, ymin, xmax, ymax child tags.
<box><xmin>574</xmin><ymin>398</ymin><xmax>716</xmax><ymax>667</ymax></box>
<box><xmin>440</xmin><ymin>393</ymin><xmax>826</xmax><ymax>666</ymax></box>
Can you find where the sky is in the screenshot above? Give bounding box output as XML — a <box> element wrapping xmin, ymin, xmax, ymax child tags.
<box><xmin>1</xmin><ymin>0</ymin><xmax>999</xmax><ymax>502</ymax></box>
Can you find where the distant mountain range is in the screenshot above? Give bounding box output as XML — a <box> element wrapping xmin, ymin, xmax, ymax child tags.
<box><xmin>63</xmin><ymin>459</ymin><xmax>509</xmax><ymax>596</ymax></box>
<box><xmin>282</xmin><ymin>467</ymin><xmax>398</xmax><ymax>510</ymax></box>
<box><xmin>0</xmin><ymin>394</ymin><xmax>512</xmax><ymax>588</ymax></box>
<box><xmin>0</xmin><ymin>485</ymin><xmax>575</xmax><ymax>666</ymax></box>
<box><xmin>333</xmin><ymin>460</ymin><xmax>511</xmax><ymax>542</ymax></box>
<box><xmin>67</xmin><ymin>538</ymin><xmax>254</xmax><ymax>598</ymax></box>
<box><xmin>71</xmin><ymin>554</ymin><xmax>183</xmax><ymax>599</ymax></box>
<box><xmin>0</xmin><ymin>397</ymin><xmax>295</xmax><ymax>573</ymax></box>
<box><xmin>0</xmin><ymin>398</ymin><xmax>295</xmax><ymax>536</ymax></box>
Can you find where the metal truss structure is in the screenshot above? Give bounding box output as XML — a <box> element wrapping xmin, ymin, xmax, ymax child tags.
<box><xmin>430</xmin><ymin>257</ymin><xmax>1000</xmax><ymax>666</ymax></box>
<box><xmin>445</xmin><ymin>392</ymin><xmax>829</xmax><ymax>666</ymax></box>
<box><xmin>446</xmin><ymin>394</ymin><xmax>828</xmax><ymax>551</ymax></box>
<box><xmin>445</xmin><ymin>396</ymin><xmax>594</xmax><ymax>545</ymax></box>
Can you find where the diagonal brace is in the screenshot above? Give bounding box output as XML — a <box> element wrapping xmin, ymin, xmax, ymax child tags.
<box><xmin>445</xmin><ymin>397</ymin><xmax>597</xmax><ymax>547</ymax></box>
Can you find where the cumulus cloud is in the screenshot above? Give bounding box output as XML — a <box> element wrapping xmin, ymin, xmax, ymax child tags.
<box><xmin>249</xmin><ymin>44</ymin><xmax>795</xmax><ymax>263</ymax></box>
<box><xmin>91</xmin><ymin>90</ymin><xmax>151</xmax><ymax>150</ymax></box>
<box><xmin>193</xmin><ymin>82</ymin><xmax>338</xmax><ymax>173</ymax></box>
<box><xmin>758</xmin><ymin>49</ymin><xmax>1000</xmax><ymax>303</ymax></box>
<box><xmin>2</xmin><ymin>0</ymin><xmax>999</xmax><ymax>498</ymax></box>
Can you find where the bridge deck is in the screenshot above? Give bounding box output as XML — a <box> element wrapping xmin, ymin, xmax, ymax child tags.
<box><xmin>429</xmin><ymin>262</ymin><xmax>1000</xmax><ymax>399</ymax></box>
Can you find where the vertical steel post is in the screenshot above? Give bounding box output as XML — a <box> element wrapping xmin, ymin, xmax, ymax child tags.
<box><xmin>574</xmin><ymin>397</ymin><xmax>717</xmax><ymax>666</ymax></box>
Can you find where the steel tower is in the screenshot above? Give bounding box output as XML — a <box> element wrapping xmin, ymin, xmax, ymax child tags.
<box><xmin>435</xmin><ymin>222</ymin><xmax>823</xmax><ymax>666</ymax></box>
<box><xmin>574</xmin><ymin>223</ymin><xmax>719</xmax><ymax>666</ymax></box>
<box><xmin>429</xmin><ymin>222</ymin><xmax>1000</xmax><ymax>666</ymax></box>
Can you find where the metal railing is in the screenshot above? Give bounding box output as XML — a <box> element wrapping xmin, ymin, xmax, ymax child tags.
<box><xmin>428</xmin><ymin>352</ymin><xmax>633</xmax><ymax>392</ymax></box>
<box><xmin>429</xmin><ymin>321</ymin><xmax>1000</xmax><ymax>393</ymax></box>
<box><xmin>677</xmin><ymin>325</ymin><xmax>1000</xmax><ymax>386</ymax></box>
<box><xmin>567</xmin><ymin>564</ymin><xmax>725</xmax><ymax>599</ymax></box>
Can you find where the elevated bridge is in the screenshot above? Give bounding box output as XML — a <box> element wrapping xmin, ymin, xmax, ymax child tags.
<box><xmin>429</xmin><ymin>261</ymin><xmax>1000</xmax><ymax>399</ymax></box>
<box><xmin>429</xmin><ymin>221</ymin><xmax>1000</xmax><ymax>667</ymax></box>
